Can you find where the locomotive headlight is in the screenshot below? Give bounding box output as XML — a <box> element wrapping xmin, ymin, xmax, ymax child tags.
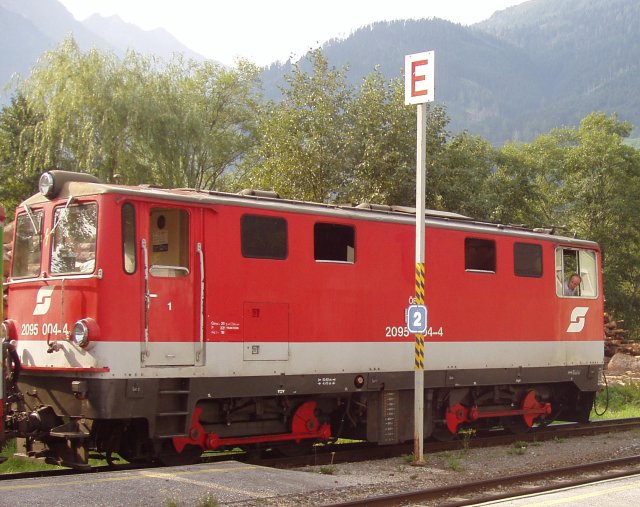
<box><xmin>69</xmin><ymin>318</ymin><xmax>99</xmax><ymax>348</ymax></box>
<box><xmin>38</xmin><ymin>171</ymin><xmax>55</xmax><ymax>198</ymax></box>
<box><xmin>38</xmin><ymin>170</ymin><xmax>101</xmax><ymax>199</ymax></box>
<box><xmin>71</xmin><ymin>321</ymin><xmax>90</xmax><ymax>347</ymax></box>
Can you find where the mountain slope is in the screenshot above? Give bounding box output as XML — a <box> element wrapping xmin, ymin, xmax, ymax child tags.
<box><xmin>0</xmin><ymin>0</ymin><xmax>112</xmax><ymax>51</ymax></box>
<box><xmin>477</xmin><ymin>0</ymin><xmax>640</xmax><ymax>137</ymax></box>
<box><xmin>262</xmin><ymin>18</ymin><xmax>543</xmax><ymax>143</ymax></box>
<box><xmin>2</xmin><ymin>0</ymin><xmax>640</xmax><ymax>144</ymax></box>
<box><xmin>262</xmin><ymin>0</ymin><xmax>640</xmax><ymax>143</ymax></box>
<box><xmin>83</xmin><ymin>14</ymin><xmax>204</xmax><ymax>61</ymax></box>
<box><xmin>0</xmin><ymin>6</ymin><xmax>53</xmax><ymax>85</ymax></box>
<box><xmin>0</xmin><ymin>0</ymin><xmax>204</xmax><ymax>103</ymax></box>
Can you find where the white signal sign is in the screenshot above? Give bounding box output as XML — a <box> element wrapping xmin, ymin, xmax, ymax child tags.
<box><xmin>406</xmin><ymin>304</ymin><xmax>428</xmax><ymax>334</ymax></box>
<box><xmin>404</xmin><ymin>51</ymin><xmax>435</xmax><ymax>105</ymax></box>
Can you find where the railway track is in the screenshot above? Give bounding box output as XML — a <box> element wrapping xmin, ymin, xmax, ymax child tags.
<box><xmin>322</xmin><ymin>455</ymin><xmax>640</xmax><ymax>507</ymax></box>
<box><xmin>241</xmin><ymin>417</ymin><xmax>640</xmax><ymax>469</ymax></box>
<box><xmin>1</xmin><ymin>417</ymin><xmax>639</xmax><ymax>482</ymax></box>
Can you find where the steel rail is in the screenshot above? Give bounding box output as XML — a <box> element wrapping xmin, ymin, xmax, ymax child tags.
<box><xmin>1</xmin><ymin>418</ymin><xmax>639</xmax><ymax>482</ymax></box>
<box><xmin>321</xmin><ymin>455</ymin><xmax>640</xmax><ymax>507</ymax></box>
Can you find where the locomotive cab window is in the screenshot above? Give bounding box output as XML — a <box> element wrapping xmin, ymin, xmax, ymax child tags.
<box><xmin>12</xmin><ymin>208</ymin><xmax>44</xmax><ymax>278</ymax></box>
<box><xmin>465</xmin><ymin>238</ymin><xmax>496</xmax><ymax>273</ymax></box>
<box><xmin>149</xmin><ymin>208</ymin><xmax>189</xmax><ymax>277</ymax></box>
<box><xmin>122</xmin><ymin>203</ymin><xmax>136</xmax><ymax>274</ymax></box>
<box><xmin>514</xmin><ymin>242</ymin><xmax>542</xmax><ymax>277</ymax></box>
<box><xmin>314</xmin><ymin>223</ymin><xmax>355</xmax><ymax>263</ymax></box>
<box><xmin>555</xmin><ymin>247</ymin><xmax>598</xmax><ymax>297</ymax></box>
<box><xmin>241</xmin><ymin>215</ymin><xmax>288</xmax><ymax>260</ymax></box>
<box><xmin>50</xmin><ymin>203</ymin><xmax>97</xmax><ymax>274</ymax></box>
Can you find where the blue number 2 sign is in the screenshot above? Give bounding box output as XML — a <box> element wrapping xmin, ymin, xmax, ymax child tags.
<box><xmin>406</xmin><ymin>305</ymin><xmax>428</xmax><ymax>334</ymax></box>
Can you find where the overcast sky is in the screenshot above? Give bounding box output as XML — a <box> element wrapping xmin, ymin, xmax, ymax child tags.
<box><xmin>58</xmin><ymin>0</ymin><xmax>528</xmax><ymax>66</ymax></box>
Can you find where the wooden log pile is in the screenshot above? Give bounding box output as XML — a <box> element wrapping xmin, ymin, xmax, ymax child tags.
<box><xmin>604</xmin><ymin>313</ymin><xmax>640</xmax><ymax>360</ymax></box>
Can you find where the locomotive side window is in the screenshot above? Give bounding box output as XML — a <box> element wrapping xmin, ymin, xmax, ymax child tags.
<box><xmin>241</xmin><ymin>215</ymin><xmax>288</xmax><ymax>260</ymax></box>
<box><xmin>122</xmin><ymin>203</ymin><xmax>136</xmax><ymax>274</ymax></box>
<box><xmin>50</xmin><ymin>203</ymin><xmax>97</xmax><ymax>274</ymax></box>
<box><xmin>555</xmin><ymin>247</ymin><xmax>598</xmax><ymax>297</ymax></box>
<box><xmin>314</xmin><ymin>223</ymin><xmax>355</xmax><ymax>263</ymax></box>
<box><xmin>514</xmin><ymin>242</ymin><xmax>542</xmax><ymax>277</ymax></box>
<box><xmin>465</xmin><ymin>238</ymin><xmax>496</xmax><ymax>273</ymax></box>
<box><xmin>12</xmin><ymin>209</ymin><xmax>43</xmax><ymax>278</ymax></box>
<box><xmin>149</xmin><ymin>208</ymin><xmax>189</xmax><ymax>277</ymax></box>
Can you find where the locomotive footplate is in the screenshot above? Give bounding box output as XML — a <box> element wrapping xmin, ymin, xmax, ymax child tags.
<box><xmin>15</xmin><ymin>418</ymin><xmax>91</xmax><ymax>470</ymax></box>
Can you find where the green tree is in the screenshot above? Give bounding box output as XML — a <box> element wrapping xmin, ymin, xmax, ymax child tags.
<box><xmin>492</xmin><ymin>112</ymin><xmax>640</xmax><ymax>337</ymax></box>
<box><xmin>433</xmin><ymin>131</ymin><xmax>495</xmax><ymax>218</ymax></box>
<box><xmin>0</xmin><ymin>93</ymin><xmax>44</xmax><ymax>215</ymax></box>
<box><xmin>563</xmin><ymin>113</ymin><xmax>640</xmax><ymax>332</ymax></box>
<box><xmin>489</xmin><ymin>127</ymin><xmax>575</xmax><ymax>227</ymax></box>
<box><xmin>17</xmin><ymin>37</ymin><xmax>260</xmax><ymax>188</ymax></box>
<box><xmin>138</xmin><ymin>58</ymin><xmax>261</xmax><ymax>189</ymax></box>
<box><xmin>344</xmin><ymin>71</ymin><xmax>414</xmax><ymax>205</ymax></box>
<box><xmin>20</xmin><ymin>38</ymin><xmax>137</xmax><ymax>182</ymax></box>
<box><xmin>345</xmin><ymin>72</ymin><xmax>453</xmax><ymax>207</ymax></box>
<box><xmin>239</xmin><ymin>49</ymin><xmax>353</xmax><ymax>202</ymax></box>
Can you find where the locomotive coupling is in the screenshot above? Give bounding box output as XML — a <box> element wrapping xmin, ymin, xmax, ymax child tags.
<box><xmin>6</xmin><ymin>406</ymin><xmax>58</xmax><ymax>436</ymax></box>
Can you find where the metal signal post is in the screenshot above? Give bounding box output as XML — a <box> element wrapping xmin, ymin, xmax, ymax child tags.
<box><xmin>404</xmin><ymin>51</ymin><xmax>434</xmax><ymax>464</ymax></box>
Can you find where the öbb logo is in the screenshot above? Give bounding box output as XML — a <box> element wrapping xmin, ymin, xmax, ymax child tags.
<box><xmin>566</xmin><ymin>306</ymin><xmax>589</xmax><ymax>333</ymax></box>
<box><xmin>33</xmin><ymin>286</ymin><xmax>55</xmax><ymax>316</ymax></box>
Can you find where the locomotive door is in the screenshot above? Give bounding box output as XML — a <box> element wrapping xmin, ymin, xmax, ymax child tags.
<box><xmin>142</xmin><ymin>206</ymin><xmax>203</xmax><ymax>367</ymax></box>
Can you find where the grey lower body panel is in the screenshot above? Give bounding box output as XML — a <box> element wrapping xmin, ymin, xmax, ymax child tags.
<box><xmin>17</xmin><ymin>363</ymin><xmax>601</xmax><ymax>422</ymax></box>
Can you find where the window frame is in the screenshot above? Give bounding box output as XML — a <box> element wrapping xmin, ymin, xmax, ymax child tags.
<box><xmin>513</xmin><ymin>242</ymin><xmax>543</xmax><ymax>278</ymax></box>
<box><xmin>122</xmin><ymin>202</ymin><xmax>137</xmax><ymax>275</ymax></box>
<box><xmin>464</xmin><ymin>237</ymin><xmax>496</xmax><ymax>274</ymax></box>
<box><xmin>49</xmin><ymin>202</ymin><xmax>98</xmax><ymax>275</ymax></box>
<box><xmin>240</xmin><ymin>214</ymin><xmax>288</xmax><ymax>260</ymax></box>
<box><xmin>149</xmin><ymin>207</ymin><xmax>190</xmax><ymax>278</ymax></box>
<box><xmin>313</xmin><ymin>222</ymin><xmax>356</xmax><ymax>264</ymax></box>
<box><xmin>11</xmin><ymin>208</ymin><xmax>44</xmax><ymax>279</ymax></box>
<box><xmin>555</xmin><ymin>247</ymin><xmax>599</xmax><ymax>298</ymax></box>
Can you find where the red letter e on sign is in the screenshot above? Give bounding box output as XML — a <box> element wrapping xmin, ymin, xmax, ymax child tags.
<box><xmin>405</xmin><ymin>51</ymin><xmax>435</xmax><ymax>105</ymax></box>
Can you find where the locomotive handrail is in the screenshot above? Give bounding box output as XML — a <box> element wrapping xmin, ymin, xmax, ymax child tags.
<box><xmin>196</xmin><ymin>242</ymin><xmax>204</xmax><ymax>364</ymax></box>
<box><xmin>149</xmin><ymin>265</ymin><xmax>190</xmax><ymax>277</ymax></box>
<box><xmin>141</xmin><ymin>238</ymin><xmax>150</xmax><ymax>359</ymax></box>
<box><xmin>3</xmin><ymin>270</ymin><xmax>103</xmax><ymax>286</ymax></box>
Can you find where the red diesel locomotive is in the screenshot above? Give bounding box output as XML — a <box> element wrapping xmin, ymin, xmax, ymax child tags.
<box><xmin>1</xmin><ymin>170</ymin><xmax>603</xmax><ymax>467</ymax></box>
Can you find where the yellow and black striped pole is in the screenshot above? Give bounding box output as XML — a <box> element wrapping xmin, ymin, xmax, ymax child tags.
<box><xmin>413</xmin><ymin>102</ymin><xmax>428</xmax><ymax>464</ymax></box>
<box><xmin>414</xmin><ymin>262</ymin><xmax>425</xmax><ymax>370</ymax></box>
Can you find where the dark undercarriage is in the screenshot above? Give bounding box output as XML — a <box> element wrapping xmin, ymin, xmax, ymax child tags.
<box><xmin>5</xmin><ymin>364</ymin><xmax>600</xmax><ymax>468</ymax></box>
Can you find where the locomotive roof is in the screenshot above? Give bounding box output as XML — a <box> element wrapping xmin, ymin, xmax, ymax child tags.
<box><xmin>21</xmin><ymin>176</ymin><xmax>599</xmax><ymax>248</ymax></box>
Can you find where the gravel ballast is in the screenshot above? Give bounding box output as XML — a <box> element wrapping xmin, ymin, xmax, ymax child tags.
<box><xmin>238</xmin><ymin>427</ymin><xmax>640</xmax><ymax>506</ymax></box>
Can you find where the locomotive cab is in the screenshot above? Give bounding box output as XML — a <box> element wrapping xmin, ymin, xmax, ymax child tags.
<box><xmin>2</xmin><ymin>171</ymin><xmax>211</xmax><ymax>466</ymax></box>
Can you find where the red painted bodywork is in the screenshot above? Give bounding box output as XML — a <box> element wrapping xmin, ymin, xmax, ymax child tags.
<box><xmin>6</xmin><ymin>191</ymin><xmax>603</xmax><ymax>360</ymax></box>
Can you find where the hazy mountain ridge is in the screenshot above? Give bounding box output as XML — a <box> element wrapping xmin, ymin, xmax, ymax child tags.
<box><xmin>2</xmin><ymin>0</ymin><xmax>639</xmax><ymax>144</ymax></box>
<box><xmin>0</xmin><ymin>0</ymin><xmax>204</xmax><ymax>101</ymax></box>
<box><xmin>261</xmin><ymin>0</ymin><xmax>640</xmax><ymax>143</ymax></box>
<box><xmin>82</xmin><ymin>14</ymin><xmax>203</xmax><ymax>61</ymax></box>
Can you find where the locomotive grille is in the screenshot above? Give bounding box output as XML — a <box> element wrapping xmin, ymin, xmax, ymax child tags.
<box><xmin>379</xmin><ymin>391</ymin><xmax>400</xmax><ymax>444</ymax></box>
